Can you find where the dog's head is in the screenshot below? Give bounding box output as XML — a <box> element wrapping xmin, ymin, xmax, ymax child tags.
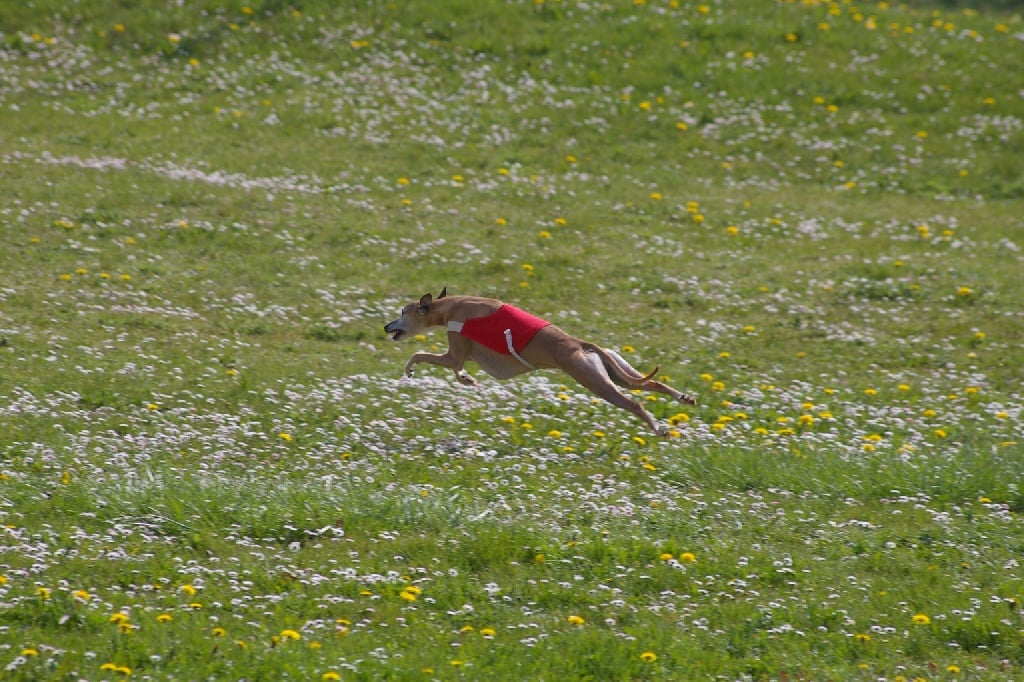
<box><xmin>384</xmin><ymin>287</ymin><xmax>446</xmax><ymax>341</ymax></box>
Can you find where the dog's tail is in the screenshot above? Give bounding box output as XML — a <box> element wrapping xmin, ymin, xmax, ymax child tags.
<box><xmin>584</xmin><ymin>343</ymin><xmax>659</xmax><ymax>387</ymax></box>
<box><xmin>638</xmin><ymin>363</ymin><xmax>661</xmax><ymax>383</ymax></box>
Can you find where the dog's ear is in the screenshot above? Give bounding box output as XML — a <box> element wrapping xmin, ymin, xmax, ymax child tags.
<box><xmin>417</xmin><ymin>293</ymin><xmax>433</xmax><ymax>314</ymax></box>
<box><xmin>438</xmin><ymin>287</ymin><xmax>447</xmax><ymax>299</ymax></box>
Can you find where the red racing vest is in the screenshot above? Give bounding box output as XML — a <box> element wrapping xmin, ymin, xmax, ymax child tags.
<box><xmin>448</xmin><ymin>304</ymin><xmax>550</xmax><ymax>356</ymax></box>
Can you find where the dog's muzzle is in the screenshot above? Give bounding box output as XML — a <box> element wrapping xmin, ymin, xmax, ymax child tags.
<box><xmin>384</xmin><ymin>322</ymin><xmax>405</xmax><ymax>341</ymax></box>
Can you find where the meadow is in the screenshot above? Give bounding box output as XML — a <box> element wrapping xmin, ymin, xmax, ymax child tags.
<box><xmin>1</xmin><ymin>0</ymin><xmax>1023</xmax><ymax>679</ymax></box>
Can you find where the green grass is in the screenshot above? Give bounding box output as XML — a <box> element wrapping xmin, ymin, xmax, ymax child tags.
<box><xmin>2</xmin><ymin>0</ymin><xmax>1023</xmax><ymax>679</ymax></box>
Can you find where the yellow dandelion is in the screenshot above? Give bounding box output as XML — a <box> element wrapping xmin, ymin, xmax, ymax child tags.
<box><xmin>640</xmin><ymin>651</ymin><xmax>658</xmax><ymax>662</ymax></box>
<box><xmin>679</xmin><ymin>552</ymin><xmax>696</xmax><ymax>563</ymax></box>
<box><xmin>322</xmin><ymin>673</ymin><xmax>342</xmax><ymax>681</ymax></box>
<box><xmin>280</xmin><ymin>629</ymin><xmax>301</xmax><ymax>640</ymax></box>
<box><xmin>567</xmin><ymin>615</ymin><xmax>585</xmax><ymax>625</ymax></box>
<box><xmin>912</xmin><ymin>613</ymin><xmax>931</xmax><ymax>625</ymax></box>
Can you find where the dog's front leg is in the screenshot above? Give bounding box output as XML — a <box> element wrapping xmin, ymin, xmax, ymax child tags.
<box><xmin>404</xmin><ymin>334</ymin><xmax>475</xmax><ymax>385</ymax></box>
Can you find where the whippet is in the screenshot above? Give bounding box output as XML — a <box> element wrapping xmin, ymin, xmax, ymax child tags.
<box><xmin>384</xmin><ymin>289</ymin><xmax>696</xmax><ymax>434</ymax></box>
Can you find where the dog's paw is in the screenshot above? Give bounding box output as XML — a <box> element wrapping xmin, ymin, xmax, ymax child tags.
<box><xmin>456</xmin><ymin>371</ymin><xmax>477</xmax><ymax>386</ymax></box>
<box><xmin>679</xmin><ymin>394</ymin><xmax>697</xmax><ymax>406</ymax></box>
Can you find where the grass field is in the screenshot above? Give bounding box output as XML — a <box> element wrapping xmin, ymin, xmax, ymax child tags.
<box><xmin>2</xmin><ymin>0</ymin><xmax>1023</xmax><ymax>679</ymax></box>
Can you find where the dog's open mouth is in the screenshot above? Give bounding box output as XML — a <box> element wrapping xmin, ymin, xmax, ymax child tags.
<box><xmin>390</xmin><ymin>330</ymin><xmax>405</xmax><ymax>341</ymax></box>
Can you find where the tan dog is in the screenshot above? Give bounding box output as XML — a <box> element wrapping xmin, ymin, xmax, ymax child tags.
<box><xmin>384</xmin><ymin>289</ymin><xmax>696</xmax><ymax>434</ymax></box>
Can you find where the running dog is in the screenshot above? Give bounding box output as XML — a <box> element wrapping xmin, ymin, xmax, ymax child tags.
<box><xmin>384</xmin><ymin>289</ymin><xmax>695</xmax><ymax>434</ymax></box>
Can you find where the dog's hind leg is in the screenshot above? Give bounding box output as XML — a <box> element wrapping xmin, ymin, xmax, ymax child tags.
<box><xmin>601</xmin><ymin>348</ymin><xmax>696</xmax><ymax>406</ymax></box>
<box><xmin>562</xmin><ymin>350</ymin><xmax>665</xmax><ymax>434</ymax></box>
